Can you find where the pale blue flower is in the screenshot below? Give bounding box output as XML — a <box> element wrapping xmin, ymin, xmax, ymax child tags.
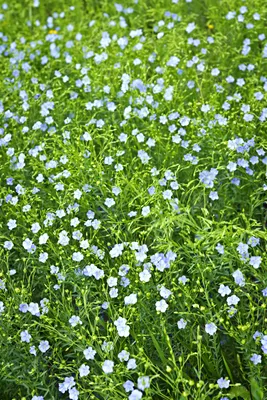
<box><xmin>217</xmin><ymin>377</ymin><xmax>230</xmax><ymax>389</ymax></box>
<box><xmin>38</xmin><ymin>340</ymin><xmax>50</xmax><ymax>353</ymax></box>
<box><xmin>205</xmin><ymin>323</ymin><xmax>217</xmax><ymax>335</ymax></box>
<box><xmin>250</xmin><ymin>354</ymin><xmax>262</xmax><ymax>365</ymax></box>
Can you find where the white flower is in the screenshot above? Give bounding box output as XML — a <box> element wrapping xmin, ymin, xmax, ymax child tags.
<box><xmin>139</xmin><ymin>269</ymin><xmax>151</xmax><ymax>282</ymax></box>
<box><xmin>28</xmin><ymin>302</ymin><xmax>40</xmax><ymax>316</ymax></box>
<box><xmin>166</xmin><ymin>56</ymin><xmax>180</xmax><ymax>67</ymax></box>
<box><xmin>74</xmin><ymin>189</ymin><xmax>82</xmax><ymax>199</ymax></box>
<box><xmin>80</xmin><ymin>239</ymin><xmax>89</xmax><ymax>249</ymax></box>
<box><xmin>201</xmin><ymin>104</ymin><xmax>210</xmax><ymax>113</ymax></box>
<box><xmin>23</xmin><ymin>238</ymin><xmax>33</xmax><ymax>251</ymax></box>
<box><xmin>129</xmin><ymin>389</ymin><xmax>143</xmax><ymax>400</ymax></box>
<box><xmin>39</xmin><ymin>233</ymin><xmax>49</xmax><ymax>244</ymax></box>
<box><xmin>186</xmin><ymin>22</ymin><xmax>196</xmax><ymax>33</ymax></box>
<box><xmin>69</xmin><ymin>387</ymin><xmax>79</xmax><ymax>400</ymax></box>
<box><xmin>105</xmin><ymin>198</ymin><xmax>115</xmax><ymax>207</ymax></box>
<box><xmin>30</xmin><ymin>346</ymin><xmax>37</xmax><ymax>356</ymax></box>
<box><xmin>218</xmin><ymin>284</ymin><xmax>231</xmax><ymax>297</ymax></box>
<box><xmin>127</xmin><ymin>358</ymin><xmax>137</xmax><ymax>370</ymax></box>
<box><xmin>0</xmin><ymin>301</ymin><xmax>5</xmax><ymax>314</ymax></box>
<box><xmin>70</xmin><ymin>217</ymin><xmax>80</xmax><ymax>227</ymax></box>
<box><xmin>20</xmin><ymin>330</ymin><xmax>32</xmax><ymax>343</ymax></box>
<box><xmin>124</xmin><ymin>293</ymin><xmax>137</xmax><ymax>305</ymax></box>
<box><xmin>59</xmin><ymin>377</ymin><xmax>76</xmax><ymax>393</ymax></box>
<box><xmin>118</xmin><ymin>350</ymin><xmax>130</xmax><ymax>362</ymax></box>
<box><xmin>72</xmin><ymin>252</ymin><xmax>84</xmax><ymax>262</ymax></box>
<box><xmin>58</xmin><ymin>231</ymin><xmax>69</xmax><ymax>246</ymax></box>
<box><xmin>39</xmin><ymin>252</ymin><xmax>48</xmax><ymax>263</ymax></box>
<box><xmin>160</xmin><ymin>286</ymin><xmax>172</xmax><ymax>299</ymax></box>
<box><xmin>102</xmin><ymin>360</ymin><xmax>114</xmax><ymax>374</ymax></box>
<box><xmin>156</xmin><ymin>299</ymin><xmax>168</xmax><ymax>313</ymax></box>
<box><xmin>141</xmin><ymin>206</ymin><xmax>150</xmax><ymax>217</ymax></box>
<box><xmin>217</xmin><ymin>377</ymin><xmax>230</xmax><ymax>389</ymax></box>
<box><xmin>69</xmin><ymin>315</ymin><xmax>82</xmax><ymax>327</ymax></box>
<box><xmin>109</xmin><ymin>243</ymin><xmax>124</xmax><ymax>258</ymax></box>
<box><xmin>31</xmin><ymin>222</ymin><xmax>41</xmax><ymax>233</ymax></box>
<box><xmin>164</xmin><ymin>187</ymin><xmax>174</xmax><ymax>199</ymax></box>
<box><xmin>109</xmin><ymin>288</ymin><xmax>118</xmax><ymax>298</ymax></box>
<box><xmin>107</xmin><ymin>277</ymin><xmax>118</xmax><ymax>287</ymax></box>
<box><xmin>205</xmin><ymin>322</ymin><xmax>217</xmax><ymax>336</ymax></box>
<box><xmin>137</xmin><ymin>376</ymin><xmax>150</xmax><ymax>390</ymax></box>
<box><xmin>38</xmin><ymin>340</ymin><xmax>50</xmax><ymax>353</ymax></box>
<box><xmin>7</xmin><ymin>219</ymin><xmax>17</xmax><ymax>230</ymax></box>
<box><xmin>123</xmin><ymin>380</ymin><xmax>134</xmax><ymax>392</ymax></box>
<box><xmin>114</xmin><ymin>317</ymin><xmax>130</xmax><ymax>337</ymax></box>
<box><xmin>177</xmin><ymin>318</ymin><xmax>187</xmax><ymax>329</ymax></box>
<box><xmin>138</xmin><ymin>150</ymin><xmax>150</xmax><ymax>164</ymax></box>
<box><xmin>227</xmin><ymin>295</ymin><xmax>240</xmax><ymax>306</ymax></box>
<box><xmin>79</xmin><ymin>364</ymin><xmax>90</xmax><ymax>377</ymax></box>
<box><xmin>83</xmin><ymin>346</ymin><xmax>96</xmax><ymax>360</ymax></box>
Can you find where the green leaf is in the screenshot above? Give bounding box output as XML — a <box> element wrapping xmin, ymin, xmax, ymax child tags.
<box><xmin>228</xmin><ymin>385</ymin><xmax>251</xmax><ymax>400</ymax></box>
<box><xmin>250</xmin><ymin>378</ymin><xmax>264</xmax><ymax>400</ymax></box>
<box><xmin>221</xmin><ymin>351</ymin><xmax>234</xmax><ymax>383</ymax></box>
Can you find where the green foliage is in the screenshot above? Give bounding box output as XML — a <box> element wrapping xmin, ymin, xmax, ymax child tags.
<box><xmin>0</xmin><ymin>0</ymin><xmax>267</xmax><ymax>399</ymax></box>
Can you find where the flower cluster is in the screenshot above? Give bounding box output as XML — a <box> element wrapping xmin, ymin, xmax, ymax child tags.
<box><xmin>0</xmin><ymin>0</ymin><xmax>267</xmax><ymax>399</ymax></box>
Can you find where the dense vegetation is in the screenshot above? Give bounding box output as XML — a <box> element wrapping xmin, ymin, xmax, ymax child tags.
<box><xmin>0</xmin><ymin>0</ymin><xmax>267</xmax><ymax>399</ymax></box>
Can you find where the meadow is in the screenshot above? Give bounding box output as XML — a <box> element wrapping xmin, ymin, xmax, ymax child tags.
<box><xmin>0</xmin><ymin>0</ymin><xmax>267</xmax><ymax>399</ymax></box>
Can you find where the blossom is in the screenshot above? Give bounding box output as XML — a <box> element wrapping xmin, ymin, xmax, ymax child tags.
<box><xmin>30</xmin><ymin>346</ymin><xmax>37</xmax><ymax>356</ymax></box>
<box><xmin>69</xmin><ymin>387</ymin><xmax>79</xmax><ymax>400</ymax></box>
<box><xmin>129</xmin><ymin>390</ymin><xmax>143</xmax><ymax>400</ymax></box>
<box><xmin>83</xmin><ymin>346</ymin><xmax>96</xmax><ymax>360</ymax></box>
<box><xmin>166</xmin><ymin>56</ymin><xmax>180</xmax><ymax>67</ymax></box>
<box><xmin>124</xmin><ymin>293</ymin><xmax>137</xmax><ymax>305</ymax></box>
<box><xmin>7</xmin><ymin>219</ymin><xmax>17</xmax><ymax>230</ymax></box>
<box><xmin>23</xmin><ymin>238</ymin><xmax>35</xmax><ymax>252</ymax></box>
<box><xmin>218</xmin><ymin>284</ymin><xmax>231</xmax><ymax>297</ymax></box>
<box><xmin>156</xmin><ymin>299</ymin><xmax>168</xmax><ymax>312</ymax></box>
<box><xmin>201</xmin><ymin>104</ymin><xmax>210</xmax><ymax>112</ymax></box>
<box><xmin>105</xmin><ymin>198</ymin><xmax>115</xmax><ymax>208</ymax></box>
<box><xmin>139</xmin><ymin>269</ymin><xmax>151</xmax><ymax>282</ymax></box>
<box><xmin>127</xmin><ymin>358</ymin><xmax>137</xmax><ymax>370</ymax></box>
<box><xmin>227</xmin><ymin>295</ymin><xmax>240</xmax><ymax>306</ymax></box>
<box><xmin>38</xmin><ymin>340</ymin><xmax>50</xmax><ymax>353</ymax></box>
<box><xmin>186</xmin><ymin>22</ymin><xmax>196</xmax><ymax>33</ymax></box>
<box><xmin>250</xmin><ymin>354</ymin><xmax>262</xmax><ymax>365</ymax></box>
<box><xmin>39</xmin><ymin>233</ymin><xmax>49</xmax><ymax>244</ymax></box>
<box><xmin>69</xmin><ymin>315</ymin><xmax>82</xmax><ymax>327</ymax></box>
<box><xmin>102</xmin><ymin>360</ymin><xmax>114</xmax><ymax>373</ymax></box>
<box><xmin>232</xmin><ymin>270</ymin><xmax>245</xmax><ymax>287</ymax></box>
<box><xmin>72</xmin><ymin>252</ymin><xmax>84</xmax><ymax>262</ymax></box>
<box><xmin>59</xmin><ymin>377</ymin><xmax>76</xmax><ymax>393</ymax></box>
<box><xmin>118</xmin><ymin>350</ymin><xmax>130</xmax><ymax>362</ymax></box>
<box><xmin>205</xmin><ymin>323</ymin><xmax>217</xmax><ymax>336</ymax></box>
<box><xmin>114</xmin><ymin>317</ymin><xmax>130</xmax><ymax>337</ymax></box>
<box><xmin>28</xmin><ymin>303</ymin><xmax>40</xmax><ymax>316</ymax></box>
<box><xmin>110</xmin><ymin>243</ymin><xmax>124</xmax><ymax>258</ymax></box>
<box><xmin>209</xmin><ymin>191</ymin><xmax>219</xmax><ymax>200</ymax></box>
<box><xmin>20</xmin><ymin>330</ymin><xmax>32</xmax><ymax>343</ymax></box>
<box><xmin>177</xmin><ymin>318</ymin><xmax>187</xmax><ymax>329</ymax></box>
<box><xmin>217</xmin><ymin>377</ymin><xmax>230</xmax><ymax>389</ymax></box>
<box><xmin>123</xmin><ymin>380</ymin><xmax>134</xmax><ymax>392</ymax></box>
<box><xmin>79</xmin><ymin>364</ymin><xmax>90</xmax><ymax>377</ymax></box>
<box><xmin>39</xmin><ymin>252</ymin><xmax>48</xmax><ymax>263</ymax></box>
<box><xmin>160</xmin><ymin>286</ymin><xmax>172</xmax><ymax>299</ymax></box>
<box><xmin>0</xmin><ymin>301</ymin><xmax>5</xmax><ymax>315</ymax></box>
<box><xmin>249</xmin><ymin>256</ymin><xmax>261</xmax><ymax>269</ymax></box>
<box><xmin>142</xmin><ymin>206</ymin><xmax>150</xmax><ymax>216</ymax></box>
